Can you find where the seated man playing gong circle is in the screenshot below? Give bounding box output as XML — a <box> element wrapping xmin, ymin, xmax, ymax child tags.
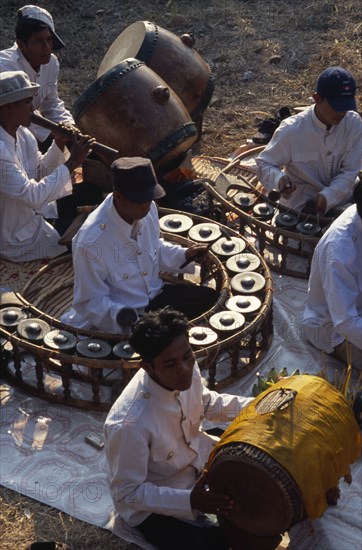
<box><xmin>256</xmin><ymin>67</ymin><xmax>361</xmax><ymax>216</ymax></box>
<box><xmin>62</xmin><ymin>157</ymin><xmax>217</xmax><ymax>334</ymax></box>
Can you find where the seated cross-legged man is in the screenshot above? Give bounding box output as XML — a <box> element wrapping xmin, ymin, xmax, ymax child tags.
<box><xmin>61</xmin><ymin>157</ymin><xmax>217</xmax><ymax>334</ymax></box>
<box><xmin>0</xmin><ymin>70</ymin><xmax>93</xmax><ymax>262</ymax></box>
<box><xmin>256</xmin><ymin>67</ymin><xmax>362</xmax><ymax>217</ymax></box>
<box><xmin>103</xmin><ymin>307</ymin><xmax>281</xmax><ymax>550</ymax></box>
<box><xmin>302</xmin><ymin>181</ymin><xmax>362</xmax><ymax>368</ymax></box>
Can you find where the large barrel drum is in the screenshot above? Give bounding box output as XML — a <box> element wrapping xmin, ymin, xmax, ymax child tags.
<box><xmin>73</xmin><ymin>58</ymin><xmax>198</xmax><ymax>172</ymax></box>
<box><xmin>97</xmin><ymin>21</ymin><xmax>214</xmax><ymax>122</ymax></box>
<box><xmin>207</xmin><ymin>375</ymin><xmax>360</xmax><ymax>543</ymax></box>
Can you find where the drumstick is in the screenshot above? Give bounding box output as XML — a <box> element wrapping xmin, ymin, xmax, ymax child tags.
<box><xmin>31</xmin><ymin>113</ymin><xmax>120</xmax><ymax>162</ymax></box>
<box><xmin>179</xmin><ymin>240</ymin><xmax>214</xmax><ymax>269</ymax></box>
<box><xmin>219</xmin><ymin>225</ymin><xmax>234</xmax><ymax>242</ymax></box>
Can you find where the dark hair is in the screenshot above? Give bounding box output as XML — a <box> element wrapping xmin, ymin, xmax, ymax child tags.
<box><xmin>16</xmin><ymin>18</ymin><xmax>50</xmax><ymax>44</ymax></box>
<box><xmin>353</xmin><ymin>180</ymin><xmax>362</xmax><ymax>219</ymax></box>
<box><xmin>129</xmin><ymin>307</ymin><xmax>189</xmax><ymax>362</ymax></box>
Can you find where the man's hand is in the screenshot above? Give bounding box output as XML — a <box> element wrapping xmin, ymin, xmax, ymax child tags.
<box><xmin>278</xmin><ymin>175</ymin><xmax>295</xmax><ymax>199</ymax></box>
<box><xmin>52</xmin><ymin>122</ymin><xmax>79</xmax><ymax>150</ymax></box>
<box><xmin>185</xmin><ymin>244</ymin><xmax>212</xmax><ymax>265</ymax></box>
<box><xmin>190</xmin><ymin>470</ymin><xmax>234</xmax><ymax>516</ymax></box>
<box><xmin>116</xmin><ymin>307</ymin><xmax>138</xmax><ymax>333</ymax></box>
<box><xmin>64</xmin><ymin>134</ymin><xmax>95</xmax><ymax>174</ymax></box>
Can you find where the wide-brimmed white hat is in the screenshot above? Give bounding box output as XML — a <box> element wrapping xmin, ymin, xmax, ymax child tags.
<box><xmin>17</xmin><ymin>5</ymin><xmax>65</xmax><ymax>50</ymax></box>
<box><xmin>0</xmin><ymin>71</ymin><xmax>40</xmax><ymax>107</ymax></box>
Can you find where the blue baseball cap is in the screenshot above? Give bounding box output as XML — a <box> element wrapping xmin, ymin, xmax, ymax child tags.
<box><xmin>316</xmin><ymin>67</ymin><xmax>357</xmax><ymax>112</ymax></box>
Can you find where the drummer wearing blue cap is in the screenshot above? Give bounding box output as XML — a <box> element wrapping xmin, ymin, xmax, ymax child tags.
<box><xmin>256</xmin><ymin>66</ymin><xmax>362</xmax><ymax>216</ymax></box>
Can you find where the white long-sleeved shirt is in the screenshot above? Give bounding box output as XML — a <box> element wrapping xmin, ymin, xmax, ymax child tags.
<box><xmin>104</xmin><ymin>363</ymin><xmax>253</xmax><ymax>527</ymax></box>
<box><xmin>61</xmin><ymin>196</ymin><xmax>194</xmax><ymax>333</ymax></box>
<box><xmin>0</xmin><ymin>44</ymin><xmax>74</xmax><ymax>142</ymax></box>
<box><xmin>0</xmin><ymin>125</ymin><xmax>72</xmax><ymax>262</ymax></box>
<box><xmin>256</xmin><ymin>106</ymin><xmax>362</xmax><ymax>212</ymax></box>
<box><xmin>302</xmin><ymin>205</ymin><xmax>362</xmax><ymax>353</ymax></box>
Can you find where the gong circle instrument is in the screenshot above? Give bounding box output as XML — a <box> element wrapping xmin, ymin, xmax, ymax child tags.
<box><xmin>97</xmin><ymin>20</ymin><xmax>214</xmax><ymax>123</ymax></box>
<box><xmin>73</xmin><ymin>59</ymin><xmax>198</xmax><ymax>175</ymax></box>
<box><xmin>1</xmin><ymin>209</ymin><xmax>272</xmax><ymax>411</ymax></box>
<box><xmin>191</xmin><ymin>149</ymin><xmax>334</xmax><ymax>278</ymax></box>
<box><xmin>207</xmin><ymin>375</ymin><xmax>360</xmax><ymax>540</ymax></box>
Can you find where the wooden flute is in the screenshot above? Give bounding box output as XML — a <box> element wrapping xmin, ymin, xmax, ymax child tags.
<box><xmin>31</xmin><ymin>112</ymin><xmax>120</xmax><ymax>161</ymax></box>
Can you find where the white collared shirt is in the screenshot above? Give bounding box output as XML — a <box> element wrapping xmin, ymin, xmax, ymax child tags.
<box><xmin>0</xmin><ymin>44</ymin><xmax>74</xmax><ymax>142</ymax></box>
<box><xmin>104</xmin><ymin>363</ymin><xmax>253</xmax><ymax>527</ymax></box>
<box><xmin>256</xmin><ymin>106</ymin><xmax>362</xmax><ymax>211</ymax></box>
<box><xmin>302</xmin><ymin>205</ymin><xmax>362</xmax><ymax>352</ymax></box>
<box><xmin>61</xmin><ymin>196</ymin><xmax>194</xmax><ymax>333</ymax></box>
<box><xmin>0</xmin><ymin>125</ymin><xmax>72</xmax><ymax>262</ymax></box>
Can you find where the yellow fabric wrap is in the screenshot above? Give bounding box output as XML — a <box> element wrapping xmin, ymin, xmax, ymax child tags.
<box><xmin>208</xmin><ymin>375</ymin><xmax>360</xmax><ymax>520</ymax></box>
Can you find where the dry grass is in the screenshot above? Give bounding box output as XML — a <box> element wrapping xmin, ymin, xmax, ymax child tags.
<box><xmin>0</xmin><ymin>488</ymin><xmax>138</xmax><ymax>549</ymax></box>
<box><xmin>0</xmin><ymin>0</ymin><xmax>361</xmax><ymax>548</ymax></box>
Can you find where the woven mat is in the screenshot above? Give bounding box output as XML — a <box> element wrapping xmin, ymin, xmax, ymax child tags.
<box><xmin>0</xmin><ymin>258</ymin><xmax>49</xmax><ymax>294</ymax></box>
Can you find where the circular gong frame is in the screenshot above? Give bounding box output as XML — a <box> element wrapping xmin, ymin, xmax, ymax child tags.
<box><xmin>1</xmin><ymin>208</ymin><xmax>273</xmax><ymax>411</ymax></box>
<box><xmin>192</xmin><ymin>152</ymin><xmax>334</xmax><ymax>279</ymax></box>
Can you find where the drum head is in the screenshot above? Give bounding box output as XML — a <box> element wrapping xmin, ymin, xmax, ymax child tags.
<box><xmin>98</xmin><ymin>21</ymin><xmax>150</xmax><ymax>77</ymax></box>
<box><xmin>231</xmin><ymin>272</ymin><xmax>266</xmax><ymax>294</ymax></box>
<box><xmin>209</xmin><ymin>451</ymin><xmax>296</xmax><ymax>536</ymax></box>
<box><xmin>159</xmin><ymin>213</ymin><xmax>193</xmax><ymax>233</ymax></box>
<box><xmin>226</xmin><ymin>253</ymin><xmax>260</xmax><ymax>273</ymax></box>
<box><xmin>188</xmin><ymin>222</ymin><xmax>222</xmax><ymax>242</ymax></box>
<box><xmin>211</xmin><ymin>237</ymin><xmax>246</xmax><ymax>256</ymax></box>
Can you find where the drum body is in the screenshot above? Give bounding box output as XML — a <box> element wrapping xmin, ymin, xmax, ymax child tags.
<box><xmin>97</xmin><ymin>21</ymin><xmax>214</xmax><ymax>120</ymax></box>
<box><xmin>208</xmin><ymin>375</ymin><xmax>360</xmax><ymax>537</ymax></box>
<box><xmin>73</xmin><ymin>59</ymin><xmax>198</xmax><ymax>171</ymax></box>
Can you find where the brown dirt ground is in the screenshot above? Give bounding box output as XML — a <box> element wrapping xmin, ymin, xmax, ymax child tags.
<box><xmin>0</xmin><ymin>1</ymin><xmax>361</xmax><ymax>548</ymax></box>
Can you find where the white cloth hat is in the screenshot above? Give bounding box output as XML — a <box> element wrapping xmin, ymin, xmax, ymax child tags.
<box><xmin>17</xmin><ymin>5</ymin><xmax>65</xmax><ymax>50</ymax></box>
<box><xmin>0</xmin><ymin>71</ymin><xmax>40</xmax><ymax>107</ymax></box>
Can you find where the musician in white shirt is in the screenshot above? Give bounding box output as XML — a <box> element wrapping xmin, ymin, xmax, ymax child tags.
<box><xmin>104</xmin><ymin>308</ymin><xmax>259</xmax><ymax>550</ymax></box>
<box><xmin>0</xmin><ymin>70</ymin><xmax>92</xmax><ymax>261</ymax></box>
<box><xmin>302</xmin><ymin>182</ymin><xmax>362</xmax><ymax>368</ymax></box>
<box><xmin>0</xmin><ymin>5</ymin><xmax>74</xmax><ymax>143</ymax></box>
<box><xmin>256</xmin><ymin>67</ymin><xmax>362</xmax><ymax>215</ymax></box>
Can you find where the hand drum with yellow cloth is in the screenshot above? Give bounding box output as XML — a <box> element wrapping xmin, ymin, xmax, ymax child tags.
<box><xmin>207</xmin><ymin>375</ymin><xmax>360</xmax><ymax>538</ymax></box>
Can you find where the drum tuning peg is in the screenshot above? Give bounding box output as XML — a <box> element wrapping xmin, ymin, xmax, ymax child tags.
<box><xmin>180</xmin><ymin>33</ymin><xmax>195</xmax><ymax>48</ymax></box>
<box><xmin>151</xmin><ymin>85</ymin><xmax>170</xmax><ymax>105</ymax></box>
